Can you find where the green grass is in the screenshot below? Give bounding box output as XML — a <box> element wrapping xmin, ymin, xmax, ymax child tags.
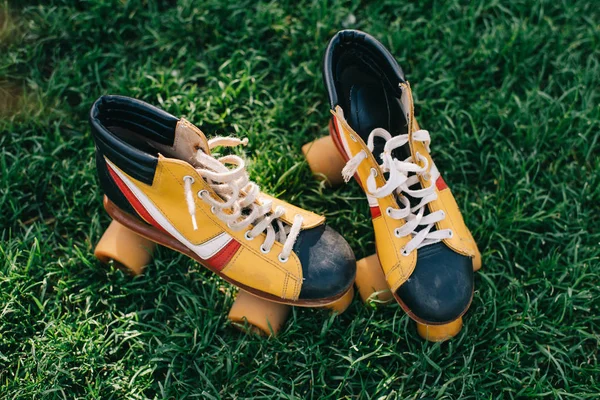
<box><xmin>1</xmin><ymin>0</ymin><xmax>599</xmax><ymax>398</ymax></box>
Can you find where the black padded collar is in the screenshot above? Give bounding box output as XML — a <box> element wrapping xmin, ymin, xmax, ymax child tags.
<box><xmin>323</xmin><ymin>30</ymin><xmax>406</xmax><ymax>109</ymax></box>
<box><xmin>89</xmin><ymin>95</ymin><xmax>179</xmax><ymax>185</ymax></box>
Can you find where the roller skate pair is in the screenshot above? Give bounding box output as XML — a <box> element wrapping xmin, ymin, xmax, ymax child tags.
<box><xmin>303</xmin><ymin>30</ymin><xmax>481</xmax><ymax>341</ymax></box>
<box><xmin>90</xmin><ymin>30</ymin><xmax>480</xmax><ymax>341</ymax></box>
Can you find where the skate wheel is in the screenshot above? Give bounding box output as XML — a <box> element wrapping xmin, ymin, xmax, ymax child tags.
<box><xmin>326</xmin><ymin>286</ymin><xmax>354</xmax><ymax>314</ymax></box>
<box><xmin>473</xmin><ymin>248</ymin><xmax>482</xmax><ymax>272</ymax></box>
<box><xmin>228</xmin><ymin>290</ymin><xmax>291</xmax><ymax>336</ymax></box>
<box><xmin>302</xmin><ymin>136</ymin><xmax>345</xmax><ymax>186</ymax></box>
<box><xmin>416</xmin><ymin>317</ymin><xmax>463</xmax><ymax>342</ymax></box>
<box><xmin>355</xmin><ymin>254</ymin><xmax>393</xmax><ymax>304</ymax></box>
<box><xmin>94</xmin><ymin>220</ymin><xmax>156</xmax><ymax>275</ymax></box>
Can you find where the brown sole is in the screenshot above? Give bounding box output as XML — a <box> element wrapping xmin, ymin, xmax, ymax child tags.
<box><xmin>393</xmin><ymin>289</ymin><xmax>474</xmax><ymax>326</ymax></box>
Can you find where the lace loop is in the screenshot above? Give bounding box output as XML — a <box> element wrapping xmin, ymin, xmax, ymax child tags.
<box><xmin>343</xmin><ymin>128</ymin><xmax>452</xmax><ymax>253</ymax></box>
<box><xmin>183</xmin><ymin>137</ymin><xmax>303</xmax><ymax>260</ymax></box>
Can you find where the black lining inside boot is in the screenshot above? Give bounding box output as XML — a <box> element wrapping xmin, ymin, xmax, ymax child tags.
<box><xmin>335</xmin><ymin>57</ymin><xmax>410</xmax><ymax>163</ymax></box>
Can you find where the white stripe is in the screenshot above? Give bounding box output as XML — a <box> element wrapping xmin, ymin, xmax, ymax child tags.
<box><xmin>106</xmin><ymin>158</ymin><xmax>233</xmax><ymax>260</ymax></box>
<box><xmin>366</xmin><ymin>194</ymin><xmax>378</xmax><ymax>207</ymax></box>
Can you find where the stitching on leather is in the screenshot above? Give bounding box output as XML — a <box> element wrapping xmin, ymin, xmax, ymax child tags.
<box><xmin>282</xmin><ymin>273</ymin><xmax>289</xmax><ymax>300</ymax></box>
<box><xmin>379</xmin><ymin>197</ymin><xmax>416</xmax><ymax>281</ymax></box>
<box><xmin>216</xmin><ymin>240</ymin><xmax>240</xmax><ymax>270</ymax></box>
<box><xmin>156</xmin><ymin>162</ymin><xmax>224</xmax><ymax>245</ymax></box>
<box><xmin>338</xmin><ymin>117</ymin><xmax>416</xmax><ymax>282</ymax></box>
<box><xmin>292</xmin><ymin>276</ymin><xmax>301</xmax><ymax>300</ymax></box>
<box><xmin>225</xmin><ymin>246</ymin><xmax>244</xmax><ymax>272</ymax></box>
<box><xmin>431</xmin><ymin>187</ymin><xmax>473</xmax><ymax>256</ymax></box>
<box><xmin>161</xmin><ymin>162</ymin><xmax>300</xmax><ymax>278</ymax></box>
<box><xmin>413</xmin><ymin>142</ymin><xmax>473</xmax><ymax>257</ymax></box>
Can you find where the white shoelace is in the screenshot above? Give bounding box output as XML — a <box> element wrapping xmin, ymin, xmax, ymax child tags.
<box><xmin>183</xmin><ymin>137</ymin><xmax>303</xmax><ymax>262</ymax></box>
<box><xmin>342</xmin><ymin>128</ymin><xmax>452</xmax><ymax>255</ymax></box>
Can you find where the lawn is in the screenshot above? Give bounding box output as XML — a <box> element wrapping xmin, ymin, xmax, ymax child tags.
<box><xmin>1</xmin><ymin>0</ymin><xmax>599</xmax><ymax>398</ymax></box>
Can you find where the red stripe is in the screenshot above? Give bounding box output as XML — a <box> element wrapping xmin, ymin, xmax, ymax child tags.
<box><xmin>370</xmin><ymin>206</ymin><xmax>382</xmax><ymax>219</ymax></box>
<box><xmin>328</xmin><ymin>118</ymin><xmax>337</xmax><ymax>137</ymax></box>
<box><xmin>436</xmin><ymin>176</ymin><xmax>448</xmax><ymax>191</ymax></box>
<box><xmin>106</xmin><ymin>162</ymin><xmax>169</xmax><ymax>235</ymax></box>
<box><xmin>205</xmin><ymin>240</ymin><xmax>240</xmax><ymax>271</ymax></box>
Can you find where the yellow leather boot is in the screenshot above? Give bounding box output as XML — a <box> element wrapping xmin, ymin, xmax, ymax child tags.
<box><xmin>90</xmin><ymin>95</ymin><xmax>356</xmax><ymax>335</ymax></box>
<box><xmin>303</xmin><ymin>30</ymin><xmax>481</xmax><ymax>341</ymax></box>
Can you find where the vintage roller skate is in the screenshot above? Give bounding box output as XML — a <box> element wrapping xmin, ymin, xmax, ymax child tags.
<box><xmin>90</xmin><ymin>95</ymin><xmax>356</xmax><ymax>335</ymax></box>
<box><xmin>303</xmin><ymin>30</ymin><xmax>481</xmax><ymax>341</ymax></box>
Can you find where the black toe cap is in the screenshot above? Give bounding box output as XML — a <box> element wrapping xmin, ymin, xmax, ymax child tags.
<box><xmin>396</xmin><ymin>242</ymin><xmax>473</xmax><ymax>324</ymax></box>
<box><xmin>293</xmin><ymin>225</ymin><xmax>356</xmax><ymax>300</ymax></box>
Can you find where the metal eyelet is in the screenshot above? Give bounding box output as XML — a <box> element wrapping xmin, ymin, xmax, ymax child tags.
<box><xmin>183</xmin><ymin>175</ymin><xmax>195</xmax><ymax>183</ymax></box>
<box><xmin>401</xmin><ymin>248</ymin><xmax>410</xmax><ymax>257</ymax></box>
<box><xmin>278</xmin><ymin>254</ymin><xmax>289</xmax><ymax>263</ymax></box>
<box><xmin>370</xmin><ymin>168</ymin><xmax>378</xmax><ymax>177</ymax></box>
<box><xmin>260</xmin><ymin>245</ymin><xmax>270</xmax><ymax>254</ymax></box>
<box><xmin>244</xmin><ymin>231</ymin><xmax>254</xmax><ymax>241</ymax></box>
<box><xmin>386</xmin><ymin>207</ymin><xmax>393</xmax><ymax>216</ymax></box>
<box><xmin>198</xmin><ymin>190</ymin><xmax>208</xmax><ymax>199</ymax></box>
<box><xmin>210</xmin><ymin>206</ymin><xmax>216</xmax><ymax>214</ymax></box>
<box><xmin>415</xmin><ymin>152</ymin><xmax>427</xmax><ymax>168</ymax></box>
<box><xmin>416</xmin><ymin>152</ymin><xmax>424</xmax><ymax>164</ymax></box>
<box><xmin>394</xmin><ymin>228</ymin><xmax>401</xmax><ymax>237</ymax></box>
<box><xmin>448</xmin><ymin>230</ymin><xmax>454</xmax><ymax>238</ymax></box>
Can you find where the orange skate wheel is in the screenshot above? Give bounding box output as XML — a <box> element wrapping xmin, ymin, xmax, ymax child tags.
<box><xmin>302</xmin><ymin>136</ymin><xmax>345</xmax><ymax>186</ymax></box>
<box><xmin>228</xmin><ymin>290</ymin><xmax>291</xmax><ymax>336</ymax></box>
<box><xmin>416</xmin><ymin>317</ymin><xmax>463</xmax><ymax>342</ymax></box>
<box><xmin>94</xmin><ymin>220</ymin><xmax>156</xmax><ymax>275</ymax></box>
<box><xmin>355</xmin><ymin>254</ymin><xmax>393</xmax><ymax>304</ymax></box>
<box><xmin>325</xmin><ymin>286</ymin><xmax>355</xmax><ymax>314</ymax></box>
<box><xmin>473</xmin><ymin>247</ymin><xmax>482</xmax><ymax>272</ymax></box>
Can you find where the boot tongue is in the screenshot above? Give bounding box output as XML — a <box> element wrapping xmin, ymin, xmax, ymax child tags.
<box><xmin>174</xmin><ymin>125</ymin><xmax>288</xmax><ymax>233</ymax></box>
<box><xmin>399</xmin><ymin>82</ymin><xmax>416</xmax><ymax>132</ymax></box>
<box><xmin>173</xmin><ymin>118</ymin><xmax>211</xmax><ymax>161</ymax></box>
<box><xmin>398</xmin><ymin>82</ymin><xmax>433</xmax><ymax>231</ymax></box>
<box><xmin>398</xmin><ymin>82</ymin><xmax>422</xmax><ymax>161</ymax></box>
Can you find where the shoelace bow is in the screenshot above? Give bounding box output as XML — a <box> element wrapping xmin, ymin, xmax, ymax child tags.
<box><xmin>342</xmin><ymin>128</ymin><xmax>452</xmax><ymax>255</ymax></box>
<box><xmin>183</xmin><ymin>137</ymin><xmax>303</xmax><ymax>262</ymax></box>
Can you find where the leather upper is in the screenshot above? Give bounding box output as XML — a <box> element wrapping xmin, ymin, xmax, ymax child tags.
<box><xmin>331</xmin><ymin>110</ymin><xmax>417</xmax><ymax>291</ymax></box>
<box><xmin>324</xmin><ymin>30</ymin><xmax>480</xmax><ymax>323</ymax></box>
<box><xmin>90</xmin><ymin>95</ymin><xmax>356</xmax><ymax>302</ymax></box>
